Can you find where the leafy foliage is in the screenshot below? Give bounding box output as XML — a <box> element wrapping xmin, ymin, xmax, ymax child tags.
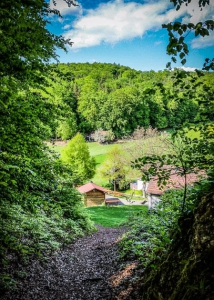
<box><xmin>163</xmin><ymin>0</ymin><xmax>214</xmax><ymax>70</ymax></box>
<box><xmin>120</xmin><ymin>189</ymin><xmax>184</xmax><ymax>267</ymax></box>
<box><xmin>120</xmin><ymin>171</ymin><xmax>213</xmax><ymax>278</ymax></box>
<box><xmin>61</xmin><ymin>133</ymin><xmax>96</xmax><ymax>184</ymax></box>
<box><xmin>119</xmin><ymin>1</ymin><xmax>214</xmax><ymax>298</ymax></box>
<box><xmin>139</xmin><ymin>173</ymin><xmax>214</xmax><ymax>300</ymax></box>
<box><xmin>0</xmin><ymin>0</ymin><xmax>94</xmax><ymax>292</ymax></box>
<box><xmin>133</xmin><ymin>67</ymin><xmax>214</xmax><ymax>212</ymax></box>
<box><xmin>0</xmin><ymin>0</ymin><xmax>71</xmax><ymax>81</ymax></box>
<box><xmin>100</xmin><ymin>145</ymin><xmax>128</xmax><ymax>190</ymax></box>
<box><xmin>45</xmin><ymin>63</ymin><xmax>214</xmax><ymax>138</ymax></box>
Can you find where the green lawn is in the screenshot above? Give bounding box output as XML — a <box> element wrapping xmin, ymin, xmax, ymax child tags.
<box><xmin>88</xmin><ymin>142</ymin><xmax>122</xmax><ymax>186</ymax></box>
<box><xmin>86</xmin><ymin>205</ymin><xmax>148</xmax><ymax>227</ymax></box>
<box><xmin>47</xmin><ymin>141</ymin><xmax>121</xmax><ymax>187</ymax></box>
<box><xmin>48</xmin><ymin>145</ymin><xmax>64</xmax><ymax>153</ymax></box>
<box><xmin>48</xmin><ymin>141</ymin><xmax>121</xmax><ymax>164</ymax></box>
<box><xmin>88</xmin><ymin>142</ymin><xmax>121</xmax><ymax>159</ymax></box>
<box><xmin>123</xmin><ymin>189</ymin><xmax>143</xmax><ymax>195</ymax></box>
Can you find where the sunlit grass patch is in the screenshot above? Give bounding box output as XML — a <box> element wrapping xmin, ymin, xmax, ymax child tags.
<box><xmin>94</xmin><ymin>154</ymin><xmax>107</xmax><ymax>165</ymax></box>
<box><xmin>86</xmin><ymin>205</ymin><xmax>147</xmax><ymax>227</ymax></box>
<box><xmin>88</xmin><ymin>142</ymin><xmax>121</xmax><ymax>157</ymax></box>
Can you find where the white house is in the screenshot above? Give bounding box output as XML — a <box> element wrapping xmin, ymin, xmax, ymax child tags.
<box><xmin>130</xmin><ymin>178</ymin><xmax>149</xmax><ymax>197</ymax></box>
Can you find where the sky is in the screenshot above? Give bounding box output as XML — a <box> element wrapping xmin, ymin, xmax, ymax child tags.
<box><xmin>48</xmin><ymin>0</ymin><xmax>214</xmax><ymax>72</ymax></box>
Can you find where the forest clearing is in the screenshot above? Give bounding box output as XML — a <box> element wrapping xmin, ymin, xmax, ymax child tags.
<box><xmin>1</xmin><ymin>0</ymin><xmax>214</xmax><ymax>299</ymax></box>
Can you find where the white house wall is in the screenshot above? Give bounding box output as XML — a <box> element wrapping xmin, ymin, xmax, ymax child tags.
<box><xmin>148</xmin><ymin>193</ymin><xmax>161</xmax><ymax>210</ymax></box>
<box><xmin>136</xmin><ymin>179</ymin><xmax>149</xmax><ymax>191</ymax></box>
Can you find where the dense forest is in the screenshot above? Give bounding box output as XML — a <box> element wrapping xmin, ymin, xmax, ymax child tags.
<box><xmin>44</xmin><ymin>63</ymin><xmax>214</xmax><ymax>139</ymax></box>
<box><xmin>1</xmin><ymin>0</ymin><xmax>214</xmax><ymax>298</ymax></box>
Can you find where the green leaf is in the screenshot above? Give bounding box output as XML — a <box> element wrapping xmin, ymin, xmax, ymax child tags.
<box><xmin>178</xmin><ymin>28</ymin><xmax>183</xmax><ymax>35</ymax></box>
<box><xmin>179</xmin><ymin>52</ymin><xmax>185</xmax><ymax>59</ymax></box>
<box><xmin>181</xmin><ymin>59</ymin><xmax>187</xmax><ymax>65</ymax></box>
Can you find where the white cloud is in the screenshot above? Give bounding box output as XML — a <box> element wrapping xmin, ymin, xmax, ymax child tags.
<box><xmin>154</xmin><ymin>41</ymin><xmax>162</xmax><ymax>46</ymax></box>
<box><xmin>182</xmin><ymin>0</ymin><xmax>214</xmax><ymax>24</ymax></box>
<box><xmin>192</xmin><ymin>32</ymin><xmax>214</xmax><ymax>49</ymax></box>
<box><xmin>63</xmin><ymin>24</ymin><xmax>71</xmax><ymax>29</ymax></box>
<box><xmin>181</xmin><ymin>1</ymin><xmax>214</xmax><ymax>49</ymax></box>
<box><xmin>60</xmin><ymin>0</ymin><xmax>214</xmax><ymax>49</ymax></box>
<box><xmin>49</xmin><ymin>0</ymin><xmax>82</xmax><ymax>16</ymax></box>
<box><xmin>63</xmin><ymin>0</ymin><xmax>176</xmax><ymax>49</ymax></box>
<box><xmin>176</xmin><ymin>66</ymin><xmax>197</xmax><ymax>72</ymax></box>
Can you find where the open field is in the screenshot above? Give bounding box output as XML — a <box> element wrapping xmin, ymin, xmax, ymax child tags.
<box><xmin>47</xmin><ymin>141</ymin><xmax>122</xmax><ymax>186</ymax></box>
<box><xmin>88</xmin><ymin>142</ymin><xmax>121</xmax><ymax>166</ymax></box>
<box><xmin>46</xmin><ymin>134</ymin><xmax>169</xmax><ymax>188</ymax></box>
<box><xmin>88</xmin><ymin>142</ymin><xmax>122</xmax><ymax>186</ymax></box>
<box><xmin>86</xmin><ymin>205</ymin><xmax>148</xmax><ymax>227</ymax></box>
<box><xmin>47</xmin><ymin>141</ymin><xmax>120</xmax><ymax>160</ymax></box>
<box><xmin>88</xmin><ymin>142</ymin><xmax>121</xmax><ymax>156</ymax></box>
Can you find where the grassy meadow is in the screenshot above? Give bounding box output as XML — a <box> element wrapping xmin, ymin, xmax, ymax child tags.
<box><xmin>88</xmin><ymin>142</ymin><xmax>121</xmax><ymax>165</ymax></box>
<box><xmin>86</xmin><ymin>205</ymin><xmax>147</xmax><ymax>227</ymax></box>
<box><xmin>48</xmin><ymin>141</ymin><xmax>119</xmax><ymax>158</ymax></box>
<box><xmin>89</xmin><ymin>142</ymin><xmax>121</xmax><ymax>186</ymax></box>
<box><xmin>49</xmin><ymin>141</ymin><xmax>121</xmax><ymax>186</ymax></box>
<box><xmin>47</xmin><ymin>134</ymin><xmax>169</xmax><ymax>188</ymax></box>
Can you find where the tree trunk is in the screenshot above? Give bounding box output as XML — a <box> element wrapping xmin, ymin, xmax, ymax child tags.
<box><xmin>114</xmin><ymin>180</ymin><xmax>116</xmax><ymax>191</ymax></box>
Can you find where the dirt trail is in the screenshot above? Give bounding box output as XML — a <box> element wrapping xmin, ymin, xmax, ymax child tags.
<box><xmin>1</xmin><ymin>226</ymin><xmax>142</xmax><ymax>300</ymax></box>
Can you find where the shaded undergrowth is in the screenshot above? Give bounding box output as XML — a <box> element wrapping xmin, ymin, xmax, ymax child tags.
<box><xmin>119</xmin><ymin>173</ymin><xmax>214</xmax><ymax>300</ymax></box>
<box><xmin>0</xmin><ymin>187</ymin><xmax>95</xmax><ymax>293</ymax></box>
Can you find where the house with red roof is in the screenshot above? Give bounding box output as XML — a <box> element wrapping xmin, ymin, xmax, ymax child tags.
<box><xmin>77</xmin><ymin>181</ymin><xmax>106</xmax><ymax>207</ymax></box>
<box><xmin>147</xmin><ymin>171</ymin><xmax>203</xmax><ymax>210</ymax></box>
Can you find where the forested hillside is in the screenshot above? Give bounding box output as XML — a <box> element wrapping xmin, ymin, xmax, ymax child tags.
<box><xmin>46</xmin><ymin>63</ymin><xmax>214</xmax><ymax>139</ymax></box>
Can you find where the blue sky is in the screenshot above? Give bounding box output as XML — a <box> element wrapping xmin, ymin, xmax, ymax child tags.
<box><xmin>48</xmin><ymin>0</ymin><xmax>214</xmax><ymax>72</ymax></box>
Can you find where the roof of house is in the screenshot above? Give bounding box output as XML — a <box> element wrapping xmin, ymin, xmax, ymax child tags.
<box><xmin>147</xmin><ymin>172</ymin><xmax>203</xmax><ymax>195</ymax></box>
<box><xmin>77</xmin><ymin>182</ymin><xmax>106</xmax><ymax>194</ymax></box>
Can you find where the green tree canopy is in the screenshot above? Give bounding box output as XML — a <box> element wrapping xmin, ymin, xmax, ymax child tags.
<box><xmin>0</xmin><ymin>0</ymin><xmax>70</xmax><ymax>81</ymax></box>
<box><xmin>46</xmin><ymin>62</ymin><xmax>213</xmax><ymax>138</ymax></box>
<box><xmin>61</xmin><ymin>133</ymin><xmax>96</xmax><ymax>184</ymax></box>
<box><xmin>100</xmin><ymin>145</ymin><xmax>127</xmax><ymax>191</ymax></box>
<box><xmin>0</xmin><ymin>1</ymin><xmax>94</xmax><ymax>291</ymax></box>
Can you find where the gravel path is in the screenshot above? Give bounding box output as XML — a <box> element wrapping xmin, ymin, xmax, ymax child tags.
<box><xmin>1</xmin><ymin>226</ymin><xmax>142</xmax><ymax>300</ymax></box>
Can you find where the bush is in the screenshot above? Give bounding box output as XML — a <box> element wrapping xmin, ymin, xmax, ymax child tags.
<box><xmin>119</xmin><ymin>189</ymin><xmax>184</xmax><ymax>267</ymax></box>
<box><xmin>0</xmin><ymin>189</ymin><xmax>95</xmax><ymax>293</ymax></box>
<box><xmin>91</xmin><ymin>129</ymin><xmax>115</xmax><ymax>144</ymax></box>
